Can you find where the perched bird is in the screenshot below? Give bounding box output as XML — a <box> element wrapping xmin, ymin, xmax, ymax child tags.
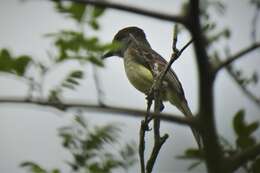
<box><xmin>102</xmin><ymin>26</ymin><xmax>201</xmax><ymax>148</ymax></box>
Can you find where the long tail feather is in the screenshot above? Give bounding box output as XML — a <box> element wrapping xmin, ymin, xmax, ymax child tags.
<box><xmin>179</xmin><ymin>102</ymin><xmax>203</xmax><ymax>149</ymax></box>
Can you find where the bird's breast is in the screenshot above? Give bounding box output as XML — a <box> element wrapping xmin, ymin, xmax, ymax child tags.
<box><xmin>123</xmin><ymin>56</ymin><xmax>153</xmax><ymax>94</ymax></box>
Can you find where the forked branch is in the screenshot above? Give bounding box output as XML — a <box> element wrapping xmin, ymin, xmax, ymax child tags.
<box><xmin>214</xmin><ymin>42</ymin><xmax>260</xmax><ymax>73</ymax></box>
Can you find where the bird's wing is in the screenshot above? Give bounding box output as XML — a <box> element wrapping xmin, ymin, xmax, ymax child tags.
<box><xmin>131</xmin><ymin>45</ymin><xmax>186</xmax><ymax>99</ymax></box>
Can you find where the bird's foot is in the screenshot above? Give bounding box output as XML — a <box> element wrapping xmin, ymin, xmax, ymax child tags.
<box><xmin>160</xmin><ymin>102</ymin><xmax>165</xmax><ymax>112</ymax></box>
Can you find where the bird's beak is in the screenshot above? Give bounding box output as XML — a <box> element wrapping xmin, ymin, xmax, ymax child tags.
<box><xmin>102</xmin><ymin>51</ymin><xmax>115</xmax><ymax>59</ymax></box>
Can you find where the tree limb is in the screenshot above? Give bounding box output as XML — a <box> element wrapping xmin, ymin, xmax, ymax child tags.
<box><xmin>0</xmin><ymin>97</ymin><xmax>197</xmax><ymax>127</ymax></box>
<box><xmin>227</xmin><ymin>143</ymin><xmax>260</xmax><ymax>172</ymax></box>
<box><xmin>188</xmin><ymin>0</ymin><xmax>223</xmax><ymax>172</ymax></box>
<box><xmin>60</xmin><ymin>0</ymin><xmax>186</xmax><ymax>24</ymax></box>
<box><xmin>214</xmin><ymin>42</ymin><xmax>260</xmax><ymax>73</ymax></box>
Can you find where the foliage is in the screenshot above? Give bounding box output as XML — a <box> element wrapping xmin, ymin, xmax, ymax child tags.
<box><xmin>21</xmin><ymin>115</ymin><xmax>137</xmax><ymax>173</ymax></box>
<box><xmin>178</xmin><ymin>109</ymin><xmax>260</xmax><ymax>172</ymax></box>
<box><xmin>231</xmin><ymin>110</ymin><xmax>260</xmax><ymax>173</ymax></box>
<box><xmin>233</xmin><ymin>110</ymin><xmax>259</xmax><ymax>150</ymax></box>
<box><xmin>52</xmin><ymin>0</ymin><xmax>105</xmax><ymax>28</ymax></box>
<box><xmin>0</xmin><ymin>49</ymin><xmax>32</xmax><ymax>76</ymax></box>
<box><xmin>0</xmin><ymin>0</ymin><xmax>116</xmax><ymax>101</ymax></box>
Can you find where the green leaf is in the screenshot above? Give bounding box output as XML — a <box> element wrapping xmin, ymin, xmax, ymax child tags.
<box><xmin>53</xmin><ymin>1</ymin><xmax>86</xmax><ymax>23</ymax></box>
<box><xmin>51</xmin><ymin>169</ymin><xmax>60</xmax><ymax>173</ymax></box>
<box><xmin>233</xmin><ymin>109</ymin><xmax>259</xmax><ymax>138</ymax></box>
<box><xmin>74</xmin><ymin>115</ymin><xmax>87</xmax><ymax>128</ymax></box>
<box><xmin>66</xmin><ymin>78</ymin><xmax>79</xmax><ymax>85</ymax></box>
<box><xmin>48</xmin><ymin>89</ymin><xmax>61</xmax><ymax>103</ymax></box>
<box><xmin>69</xmin><ymin>3</ymin><xmax>86</xmax><ymax>22</ymax></box>
<box><xmin>83</xmin><ymin>124</ymin><xmax>120</xmax><ymax>151</ymax></box>
<box><xmin>61</xmin><ymin>70</ymin><xmax>83</xmax><ymax>90</ymax></box>
<box><xmin>0</xmin><ymin>49</ymin><xmax>31</xmax><ymax>76</ymax></box>
<box><xmin>20</xmin><ymin>162</ymin><xmax>47</xmax><ymax>173</ymax></box>
<box><xmin>73</xmin><ymin>153</ymin><xmax>86</xmax><ymax>167</ymax></box>
<box><xmin>89</xmin><ymin>19</ymin><xmax>99</xmax><ymax>30</ymax></box>
<box><xmin>92</xmin><ymin>7</ymin><xmax>105</xmax><ymax>18</ymax></box>
<box><xmin>70</xmin><ymin>70</ymin><xmax>83</xmax><ymax>78</ymax></box>
<box><xmin>119</xmin><ymin>143</ymin><xmax>137</xmax><ymax>169</ymax></box>
<box><xmin>236</xmin><ymin>136</ymin><xmax>256</xmax><ymax>149</ymax></box>
<box><xmin>246</xmin><ymin>122</ymin><xmax>259</xmax><ymax>136</ymax></box>
<box><xmin>13</xmin><ymin>55</ymin><xmax>31</xmax><ymax>76</ymax></box>
<box><xmin>0</xmin><ymin>49</ymin><xmax>13</xmax><ymax>72</ymax></box>
<box><xmin>88</xmin><ymin>56</ymin><xmax>104</xmax><ymax>67</ymax></box>
<box><xmin>88</xmin><ymin>162</ymin><xmax>103</xmax><ymax>173</ymax></box>
<box><xmin>233</xmin><ymin>109</ymin><xmax>246</xmax><ymax>136</ymax></box>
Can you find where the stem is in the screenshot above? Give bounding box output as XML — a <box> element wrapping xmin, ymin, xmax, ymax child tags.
<box><xmin>60</xmin><ymin>0</ymin><xmax>186</xmax><ymax>24</ymax></box>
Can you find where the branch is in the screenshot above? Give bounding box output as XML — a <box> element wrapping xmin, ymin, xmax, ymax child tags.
<box><xmin>60</xmin><ymin>0</ymin><xmax>186</xmax><ymax>24</ymax></box>
<box><xmin>0</xmin><ymin>97</ymin><xmax>196</xmax><ymax>127</ymax></box>
<box><xmin>160</xmin><ymin>38</ymin><xmax>193</xmax><ymax>81</ymax></box>
<box><xmin>226</xmin><ymin>65</ymin><xmax>260</xmax><ymax>108</ymax></box>
<box><xmin>93</xmin><ymin>65</ymin><xmax>106</xmax><ymax>106</ymax></box>
<box><xmin>188</xmin><ymin>0</ymin><xmax>223</xmax><ymax>172</ymax></box>
<box><xmin>227</xmin><ymin>143</ymin><xmax>260</xmax><ymax>172</ymax></box>
<box><xmin>214</xmin><ymin>42</ymin><xmax>260</xmax><ymax>73</ymax></box>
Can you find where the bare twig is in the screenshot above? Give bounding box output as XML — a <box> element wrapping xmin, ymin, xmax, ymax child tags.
<box><xmin>139</xmin><ymin>120</ymin><xmax>146</xmax><ymax>173</ymax></box>
<box><xmin>145</xmin><ymin>85</ymin><xmax>169</xmax><ymax>173</ymax></box>
<box><xmin>159</xmin><ymin>38</ymin><xmax>193</xmax><ymax>83</ymax></box>
<box><xmin>227</xmin><ymin>143</ymin><xmax>260</xmax><ymax>172</ymax></box>
<box><xmin>92</xmin><ymin>65</ymin><xmax>106</xmax><ymax>106</ymax></box>
<box><xmin>0</xmin><ymin>97</ymin><xmax>196</xmax><ymax>127</ymax></box>
<box><xmin>226</xmin><ymin>65</ymin><xmax>260</xmax><ymax>108</ymax></box>
<box><xmin>144</xmin><ymin>24</ymin><xmax>189</xmax><ymax>173</ymax></box>
<box><xmin>139</xmin><ymin>97</ymin><xmax>153</xmax><ymax>173</ymax></box>
<box><xmin>251</xmin><ymin>8</ymin><xmax>260</xmax><ymax>43</ymax></box>
<box><xmin>59</xmin><ymin>0</ymin><xmax>186</xmax><ymax>24</ymax></box>
<box><xmin>214</xmin><ymin>42</ymin><xmax>260</xmax><ymax>73</ymax></box>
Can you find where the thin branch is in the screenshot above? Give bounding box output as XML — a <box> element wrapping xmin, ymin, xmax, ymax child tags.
<box><xmin>139</xmin><ymin>98</ymin><xmax>153</xmax><ymax>173</ymax></box>
<box><xmin>92</xmin><ymin>65</ymin><xmax>106</xmax><ymax>106</ymax></box>
<box><xmin>251</xmin><ymin>8</ymin><xmax>260</xmax><ymax>43</ymax></box>
<box><xmin>60</xmin><ymin>0</ymin><xmax>186</xmax><ymax>24</ymax></box>
<box><xmin>0</xmin><ymin>97</ymin><xmax>196</xmax><ymax>127</ymax></box>
<box><xmin>226</xmin><ymin>65</ymin><xmax>260</xmax><ymax>108</ymax></box>
<box><xmin>160</xmin><ymin>38</ymin><xmax>193</xmax><ymax>82</ymax></box>
<box><xmin>145</xmin><ymin>88</ymin><xmax>169</xmax><ymax>173</ymax></box>
<box><xmin>214</xmin><ymin>42</ymin><xmax>260</xmax><ymax>73</ymax></box>
<box><xmin>145</xmin><ymin>24</ymin><xmax>182</xmax><ymax>173</ymax></box>
<box><xmin>139</xmin><ymin>121</ymin><xmax>146</xmax><ymax>173</ymax></box>
<box><xmin>227</xmin><ymin>143</ymin><xmax>260</xmax><ymax>172</ymax></box>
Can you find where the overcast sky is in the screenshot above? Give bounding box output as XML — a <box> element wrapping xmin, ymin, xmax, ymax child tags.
<box><xmin>0</xmin><ymin>0</ymin><xmax>259</xmax><ymax>173</ymax></box>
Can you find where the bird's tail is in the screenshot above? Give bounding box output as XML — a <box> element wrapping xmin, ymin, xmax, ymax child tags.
<box><xmin>179</xmin><ymin>101</ymin><xmax>203</xmax><ymax>149</ymax></box>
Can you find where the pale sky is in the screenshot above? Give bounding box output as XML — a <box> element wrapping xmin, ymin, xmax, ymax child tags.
<box><xmin>0</xmin><ymin>0</ymin><xmax>259</xmax><ymax>173</ymax></box>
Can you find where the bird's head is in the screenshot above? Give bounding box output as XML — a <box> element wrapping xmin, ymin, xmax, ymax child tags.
<box><xmin>102</xmin><ymin>26</ymin><xmax>150</xmax><ymax>59</ymax></box>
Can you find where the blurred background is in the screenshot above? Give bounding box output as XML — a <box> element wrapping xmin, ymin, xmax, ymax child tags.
<box><xmin>0</xmin><ymin>0</ymin><xmax>259</xmax><ymax>173</ymax></box>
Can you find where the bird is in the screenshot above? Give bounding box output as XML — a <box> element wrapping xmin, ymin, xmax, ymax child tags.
<box><xmin>102</xmin><ymin>26</ymin><xmax>202</xmax><ymax>148</ymax></box>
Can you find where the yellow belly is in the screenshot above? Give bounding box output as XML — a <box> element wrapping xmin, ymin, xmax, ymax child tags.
<box><xmin>124</xmin><ymin>58</ymin><xmax>153</xmax><ymax>94</ymax></box>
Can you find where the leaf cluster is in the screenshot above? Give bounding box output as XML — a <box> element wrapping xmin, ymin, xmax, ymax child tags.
<box><xmin>178</xmin><ymin>109</ymin><xmax>259</xmax><ymax>172</ymax></box>
<box><xmin>21</xmin><ymin>115</ymin><xmax>137</xmax><ymax>173</ymax></box>
<box><xmin>222</xmin><ymin>110</ymin><xmax>260</xmax><ymax>173</ymax></box>
<box><xmin>0</xmin><ymin>49</ymin><xmax>32</xmax><ymax>76</ymax></box>
<box><xmin>53</xmin><ymin>0</ymin><xmax>105</xmax><ymax>29</ymax></box>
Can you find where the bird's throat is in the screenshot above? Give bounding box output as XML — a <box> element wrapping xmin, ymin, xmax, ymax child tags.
<box><xmin>123</xmin><ymin>55</ymin><xmax>153</xmax><ymax>94</ymax></box>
